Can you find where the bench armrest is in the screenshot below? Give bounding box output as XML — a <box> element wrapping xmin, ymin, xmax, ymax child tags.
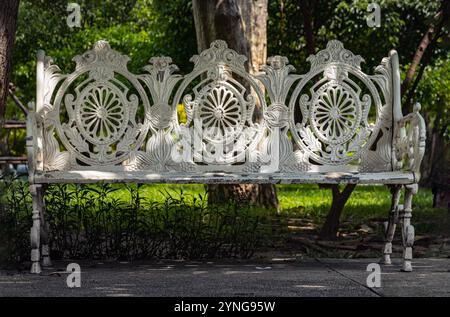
<box><xmin>393</xmin><ymin>103</ymin><xmax>426</xmax><ymax>176</ymax></box>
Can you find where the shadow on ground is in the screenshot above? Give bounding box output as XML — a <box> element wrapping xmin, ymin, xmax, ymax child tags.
<box><xmin>1</xmin><ymin>257</ymin><xmax>449</xmax><ymax>297</ymax></box>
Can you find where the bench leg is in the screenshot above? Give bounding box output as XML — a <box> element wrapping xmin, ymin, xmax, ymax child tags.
<box><xmin>30</xmin><ymin>184</ymin><xmax>42</xmax><ymax>274</ymax></box>
<box><xmin>40</xmin><ymin>185</ymin><xmax>52</xmax><ymax>267</ymax></box>
<box><xmin>400</xmin><ymin>184</ymin><xmax>417</xmax><ymax>272</ymax></box>
<box><xmin>381</xmin><ymin>185</ymin><xmax>401</xmax><ymax>265</ymax></box>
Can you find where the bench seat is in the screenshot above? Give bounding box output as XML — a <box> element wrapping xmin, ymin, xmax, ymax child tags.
<box><xmin>34</xmin><ymin>170</ymin><xmax>417</xmax><ymax>185</ymax></box>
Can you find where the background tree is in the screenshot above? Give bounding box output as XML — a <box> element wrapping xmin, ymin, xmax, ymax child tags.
<box><xmin>0</xmin><ymin>0</ymin><xmax>20</xmax><ymax>119</ymax></box>
<box><xmin>0</xmin><ymin>0</ymin><xmax>20</xmax><ymax>175</ymax></box>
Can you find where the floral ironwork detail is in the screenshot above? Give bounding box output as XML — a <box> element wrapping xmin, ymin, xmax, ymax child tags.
<box><xmin>76</xmin><ymin>84</ymin><xmax>128</xmax><ymax>144</ymax></box>
<box><xmin>311</xmin><ymin>84</ymin><xmax>360</xmax><ymax>144</ymax></box>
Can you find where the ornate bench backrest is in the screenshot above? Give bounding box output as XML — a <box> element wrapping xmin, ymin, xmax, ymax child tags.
<box><xmin>34</xmin><ymin>40</ymin><xmax>398</xmax><ymax>174</ymax></box>
<box><xmin>260</xmin><ymin>40</ymin><xmax>396</xmax><ymax>173</ymax></box>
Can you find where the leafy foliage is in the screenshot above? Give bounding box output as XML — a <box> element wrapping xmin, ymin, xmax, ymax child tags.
<box><xmin>11</xmin><ymin>0</ymin><xmax>196</xmax><ymax>112</ymax></box>
<box><xmin>268</xmin><ymin>0</ymin><xmax>449</xmax><ymax>136</ymax></box>
<box><xmin>6</xmin><ymin>0</ymin><xmax>448</xmax><ymax>150</ymax></box>
<box><xmin>268</xmin><ymin>0</ymin><xmax>445</xmax><ymax>71</ymax></box>
<box><xmin>0</xmin><ymin>179</ymin><xmax>270</xmax><ymax>266</ymax></box>
<box><xmin>410</xmin><ymin>52</ymin><xmax>450</xmax><ymax>139</ymax></box>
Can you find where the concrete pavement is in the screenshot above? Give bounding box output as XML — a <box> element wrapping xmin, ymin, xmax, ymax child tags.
<box><xmin>0</xmin><ymin>258</ymin><xmax>449</xmax><ymax>297</ymax></box>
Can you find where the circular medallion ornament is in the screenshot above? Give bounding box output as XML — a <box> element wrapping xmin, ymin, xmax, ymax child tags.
<box><xmin>196</xmin><ymin>85</ymin><xmax>245</xmax><ymax>142</ymax></box>
<box><xmin>75</xmin><ymin>83</ymin><xmax>129</xmax><ymax>145</ymax></box>
<box><xmin>310</xmin><ymin>83</ymin><xmax>361</xmax><ymax>144</ymax></box>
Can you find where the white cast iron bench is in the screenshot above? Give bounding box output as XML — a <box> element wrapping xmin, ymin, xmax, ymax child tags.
<box><xmin>27</xmin><ymin>40</ymin><xmax>426</xmax><ymax>273</ymax></box>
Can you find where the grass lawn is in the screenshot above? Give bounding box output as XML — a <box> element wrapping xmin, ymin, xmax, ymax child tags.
<box><xmin>108</xmin><ymin>183</ymin><xmax>447</xmax><ymax>234</ymax></box>
<box><xmin>100</xmin><ymin>183</ymin><xmax>450</xmax><ymax>258</ymax></box>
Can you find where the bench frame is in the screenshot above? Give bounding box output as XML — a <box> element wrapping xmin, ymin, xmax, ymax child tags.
<box><xmin>27</xmin><ymin>40</ymin><xmax>426</xmax><ymax>273</ymax></box>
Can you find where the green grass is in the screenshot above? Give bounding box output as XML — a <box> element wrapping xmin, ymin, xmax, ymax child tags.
<box><xmin>106</xmin><ymin>184</ymin><xmax>433</xmax><ymax>215</ymax></box>
<box><xmin>278</xmin><ymin>184</ymin><xmax>449</xmax><ymax>236</ymax></box>
<box><xmin>101</xmin><ymin>183</ymin><xmax>447</xmax><ymax>235</ymax></box>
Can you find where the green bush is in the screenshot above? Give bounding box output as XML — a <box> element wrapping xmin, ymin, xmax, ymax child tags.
<box><xmin>0</xmin><ymin>178</ymin><xmax>32</xmax><ymax>265</ymax></box>
<box><xmin>0</xmin><ymin>179</ymin><xmax>271</xmax><ymax>267</ymax></box>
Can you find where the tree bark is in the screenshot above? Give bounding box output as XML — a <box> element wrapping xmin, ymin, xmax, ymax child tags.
<box><xmin>430</xmin><ymin>128</ymin><xmax>450</xmax><ymax>210</ymax></box>
<box><xmin>319</xmin><ymin>184</ymin><xmax>356</xmax><ymax>240</ymax></box>
<box><xmin>192</xmin><ymin>0</ymin><xmax>279</xmax><ymax>211</ymax></box>
<box><xmin>300</xmin><ymin>0</ymin><xmax>315</xmax><ymax>55</ymax></box>
<box><xmin>401</xmin><ymin>0</ymin><xmax>449</xmax><ymax>113</ymax></box>
<box><xmin>0</xmin><ymin>0</ymin><xmax>20</xmax><ymax>120</ymax></box>
<box><xmin>421</xmin><ymin>100</ymin><xmax>450</xmax><ymax>209</ymax></box>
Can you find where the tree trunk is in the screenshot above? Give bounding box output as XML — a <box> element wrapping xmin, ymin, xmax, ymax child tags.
<box><xmin>422</xmin><ymin>101</ymin><xmax>450</xmax><ymax>210</ymax></box>
<box><xmin>401</xmin><ymin>1</ymin><xmax>449</xmax><ymax>113</ymax></box>
<box><xmin>192</xmin><ymin>0</ymin><xmax>279</xmax><ymax>211</ymax></box>
<box><xmin>319</xmin><ymin>184</ymin><xmax>356</xmax><ymax>240</ymax></box>
<box><xmin>401</xmin><ymin>22</ymin><xmax>434</xmax><ymax>95</ymax></box>
<box><xmin>300</xmin><ymin>0</ymin><xmax>315</xmax><ymax>55</ymax></box>
<box><xmin>0</xmin><ymin>0</ymin><xmax>20</xmax><ymax>176</ymax></box>
<box><xmin>430</xmin><ymin>132</ymin><xmax>450</xmax><ymax>210</ymax></box>
<box><xmin>0</xmin><ymin>0</ymin><xmax>20</xmax><ymax>120</ymax></box>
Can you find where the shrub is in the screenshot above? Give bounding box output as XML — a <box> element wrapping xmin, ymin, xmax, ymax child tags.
<box><xmin>0</xmin><ymin>179</ymin><xmax>271</xmax><ymax>267</ymax></box>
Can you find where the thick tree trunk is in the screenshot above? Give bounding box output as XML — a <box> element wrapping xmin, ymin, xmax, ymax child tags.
<box><xmin>192</xmin><ymin>0</ymin><xmax>279</xmax><ymax>211</ymax></box>
<box><xmin>193</xmin><ymin>0</ymin><xmax>248</xmax><ymax>58</ymax></box>
<box><xmin>0</xmin><ymin>0</ymin><xmax>20</xmax><ymax>176</ymax></box>
<box><xmin>319</xmin><ymin>184</ymin><xmax>356</xmax><ymax>240</ymax></box>
<box><xmin>0</xmin><ymin>0</ymin><xmax>20</xmax><ymax>120</ymax></box>
<box><xmin>237</xmin><ymin>0</ymin><xmax>267</xmax><ymax>75</ymax></box>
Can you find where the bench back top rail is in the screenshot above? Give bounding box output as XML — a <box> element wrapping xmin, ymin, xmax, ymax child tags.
<box><xmin>29</xmin><ymin>39</ymin><xmax>419</xmax><ymax>175</ymax></box>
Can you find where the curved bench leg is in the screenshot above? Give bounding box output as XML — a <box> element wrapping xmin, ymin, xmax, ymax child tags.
<box><xmin>30</xmin><ymin>184</ymin><xmax>42</xmax><ymax>274</ymax></box>
<box><xmin>400</xmin><ymin>184</ymin><xmax>417</xmax><ymax>272</ymax></box>
<box><xmin>40</xmin><ymin>185</ymin><xmax>52</xmax><ymax>267</ymax></box>
<box><xmin>381</xmin><ymin>185</ymin><xmax>401</xmax><ymax>265</ymax></box>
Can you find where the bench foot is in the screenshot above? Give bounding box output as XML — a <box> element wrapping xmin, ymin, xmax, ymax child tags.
<box><xmin>401</xmin><ymin>261</ymin><xmax>413</xmax><ymax>272</ymax></box>
<box><xmin>30</xmin><ymin>262</ymin><xmax>42</xmax><ymax>274</ymax></box>
<box><xmin>42</xmin><ymin>245</ymin><xmax>52</xmax><ymax>267</ymax></box>
<box><xmin>380</xmin><ymin>254</ymin><xmax>392</xmax><ymax>265</ymax></box>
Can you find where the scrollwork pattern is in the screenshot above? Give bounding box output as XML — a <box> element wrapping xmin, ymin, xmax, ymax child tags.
<box><xmin>34</xmin><ymin>39</ymin><xmax>424</xmax><ymax>176</ymax></box>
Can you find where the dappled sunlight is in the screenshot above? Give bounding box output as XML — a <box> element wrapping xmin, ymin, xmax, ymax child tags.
<box><xmin>293</xmin><ymin>284</ymin><xmax>327</xmax><ymax>289</ymax></box>
<box><xmin>271</xmin><ymin>257</ymin><xmax>296</xmax><ymax>262</ymax></box>
<box><xmin>223</xmin><ymin>270</ymin><xmax>263</xmax><ymax>275</ymax></box>
<box><xmin>146</xmin><ymin>266</ymin><xmax>175</xmax><ymax>271</ymax></box>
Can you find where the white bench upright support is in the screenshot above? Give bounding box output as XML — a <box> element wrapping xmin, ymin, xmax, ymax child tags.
<box><xmin>27</xmin><ymin>40</ymin><xmax>426</xmax><ymax>273</ymax></box>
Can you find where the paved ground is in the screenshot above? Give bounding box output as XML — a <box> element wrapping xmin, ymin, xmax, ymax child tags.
<box><xmin>0</xmin><ymin>258</ymin><xmax>449</xmax><ymax>297</ymax></box>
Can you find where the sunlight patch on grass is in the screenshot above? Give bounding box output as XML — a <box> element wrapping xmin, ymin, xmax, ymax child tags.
<box><xmin>61</xmin><ymin>183</ymin><xmax>443</xmax><ymax>233</ymax></box>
